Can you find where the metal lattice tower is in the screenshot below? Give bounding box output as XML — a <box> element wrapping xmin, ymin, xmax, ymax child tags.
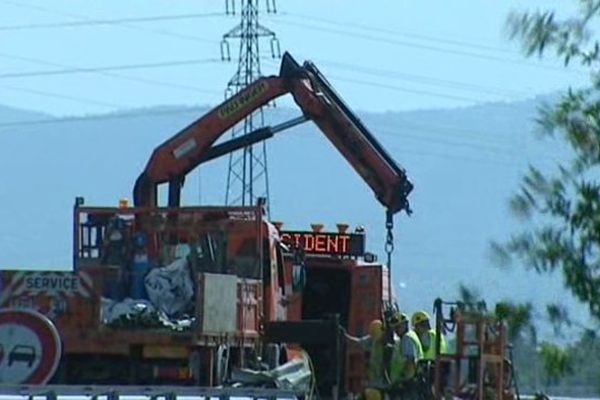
<box><xmin>221</xmin><ymin>0</ymin><xmax>280</xmax><ymax>209</ymax></box>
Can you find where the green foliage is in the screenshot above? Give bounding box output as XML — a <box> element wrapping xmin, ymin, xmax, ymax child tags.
<box><xmin>538</xmin><ymin>342</ymin><xmax>574</xmax><ymax>379</ymax></box>
<box><xmin>495</xmin><ymin>301</ymin><xmax>535</xmax><ymax>340</ymax></box>
<box><xmin>535</xmin><ymin>329</ymin><xmax>600</xmax><ymax>392</ymax></box>
<box><xmin>496</xmin><ymin>0</ymin><xmax>600</xmax><ymax>321</ymax></box>
<box><xmin>458</xmin><ymin>284</ymin><xmax>481</xmax><ymax>305</ymax></box>
<box><xmin>506</xmin><ymin>1</ymin><xmax>600</xmax><ymax>66</ymax></box>
<box><xmin>492</xmin><ymin>1</ymin><xmax>600</xmax><ymax>392</ymax></box>
<box><xmin>546</xmin><ymin>303</ymin><xmax>573</xmax><ymax>335</ymax></box>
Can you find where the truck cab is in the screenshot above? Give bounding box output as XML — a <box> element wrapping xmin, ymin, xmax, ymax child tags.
<box><xmin>277</xmin><ymin>223</ymin><xmax>390</xmax><ymax>396</ymax></box>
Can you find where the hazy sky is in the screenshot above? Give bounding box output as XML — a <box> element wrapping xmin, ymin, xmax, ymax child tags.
<box><xmin>0</xmin><ymin>1</ymin><xmax>593</xmax><ymax>335</ymax></box>
<box><xmin>0</xmin><ymin>0</ymin><xmax>588</xmax><ymax>116</ymax></box>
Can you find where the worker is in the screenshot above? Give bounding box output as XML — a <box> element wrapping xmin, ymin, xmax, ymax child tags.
<box><xmin>129</xmin><ymin>232</ymin><xmax>152</xmax><ymax>300</ymax></box>
<box><xmin>344</xmin><ymin>319</ymin><xmax>388</xmax><ymax>389</ymax></box>
<box><xmin>388</xmin><ymin>312</ymin><xmax>423</xmax><ymax>399</ymax></box>
<box><xmin>411</xmin><ymin>311</ymin><xmax>446</xmax><ymax>360</ymax></box>
<box><xmin>101</xmin><ymin>215</ymin><xmax>129</xmax><ymax>300</ymax></box>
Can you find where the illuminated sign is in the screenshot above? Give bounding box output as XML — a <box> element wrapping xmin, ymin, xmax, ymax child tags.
<box><xmin>280</xmin><ymin>231</ymin><xmax>365</xmax><ymax>256</ymax></box>
<box><xmin>218</xmin><ymin>81</ymin><xmax>269</xmax><ymax>119</ymax></box>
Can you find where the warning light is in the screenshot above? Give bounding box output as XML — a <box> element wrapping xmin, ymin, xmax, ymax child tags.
<box><xmin>336</xmin><ymin>223</ymin><xmax>349</xmax><ymax>234</ymax></box>
<box><xmin>310</xmin><ymin>223</ymin><xmax>324</xmax><ymax>233</ymax></box>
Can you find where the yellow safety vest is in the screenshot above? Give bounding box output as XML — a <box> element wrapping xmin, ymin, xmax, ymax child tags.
<box><xmin>422</xmin><ymin>328</ymin><xmax>447</xmax><ymax>360</ymax></box>
<box><xmin>407</xmin><ymin>330</ymin><xmax>424</xmax><ymax>360</ymax></box>
<box><xmin>389</xmin><ymin>331</ymin><xmax>423</xmax><ymax>383</ymax></box>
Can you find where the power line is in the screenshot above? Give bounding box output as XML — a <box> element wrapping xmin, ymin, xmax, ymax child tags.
<box><xmin>0</xmin><ymin>57</ymin><xmax>224</xmax><ymax>79</ymax></box>
<box><xmin>0</xmin><ymin>107</ymin><xmax>204</xmax><ymax>130</ymax></box>
<box><xmin>375</xmin><ymin>126</ymin><xmax>516</xmax><ymax>156</ymax></box>
<box><xmin>0</xmin><ymin>12</ymin><xmax>225</xmax><ymax>31</ymax></box>
<box><xmin>266</xmin><ymin>53</ymin><xmax>528</xmax><ymax>99</ymax></box>
<box><xmin>0</xmin><ymin>0</ymin><xmax>219</xmax><ymax>45</ymax></box>
<box><xmin>0</xmin><ymin>52</ymin><xmax>223</xmax><ymax>95</ymax></box>
<box><xmin>1</xmin><ymin>104</ymin><xmax>516</xmax><ymax>156</ymax></box>
<box><xmin>262</xmin><ymin>58</ymin><xmax>487</xmax><ymax>104</ymax></box>
<box><xmin>283</xmin><ymin>125</ymin><xmax>519</xmax><ymax>168</ymax></box>
<box><xmin>372</xmin><ymin>118</ymin><xmax>511</xmax><ymax>148</ymax></box>
<box><xmin>259</xmin><ymin>61</ymin><xmax>536</xmax><ymax>151</ymax></box>
<box><xmin>330</xmin><ymin>75</ymin><xmax>484</xmax><ymax>103</ymax></box>
<box><xmin>304</xmin><ymin>57</ymin><xmax>530</xmax><ymax>98</ymax></box>
<box><xmin>279</xmin><ymin>12</ymin><xmax>518</xmax><ymax>56</ymax></box>
<box><xmin>0</xmin><ymin>104</ymin><xmax>556</xmax><ymax>167</ymax></box>
<box><xmin>0</xmin><ymin>53</ymin><xmax>531</xmax><ymax>149</ymax></box>
<box><xmin>284</xmin><ymin>112</ymin><xmax>519</xmax><ymax>159</ymax></box>
<box><xmin>269</xmin><ymin>18</ymin><xmax>585</xmax><ymax>75</ymax></box>
<box><xmin>1</xmin><ymin>83</ymin><xmax>122</xmax><ymax>108</ymax></box>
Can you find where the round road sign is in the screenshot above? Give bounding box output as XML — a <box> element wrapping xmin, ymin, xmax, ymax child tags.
<box><xmin>0</xmin><ymin>308</ymin><xmax>62</xmax><ymax>384</ymax></box>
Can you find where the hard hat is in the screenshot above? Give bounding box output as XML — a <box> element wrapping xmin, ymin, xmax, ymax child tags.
<box><xmin>368</xmin><ymin>319</ymin><xmax>384</xmax><ymax>341</ymax></box>
<box><xmin>386</xmin><ymin>311</ymin><xmax>408</xmax><ymax>327</ymax></box>
<box><xmin>365</xmin><ymin>388</ymin><xmax>382</xmax><ymax>400</ymax></box>
<box><xmin>411</xmin><ymin>310</ymin><xmax>431</xmax><ymax>327</ymax></box>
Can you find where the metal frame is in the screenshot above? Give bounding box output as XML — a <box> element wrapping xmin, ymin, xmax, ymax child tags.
<box><xmin>433</xmin><ymin>299</ymin><xmax>509</xmax><ymax>400</ymax></box>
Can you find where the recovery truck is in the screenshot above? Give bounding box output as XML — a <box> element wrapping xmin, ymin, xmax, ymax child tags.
<box><xmin>0</xmin><ymin>53</ymin><xmax>521</xmax><ymax>400</ymax></box>
<box><xmin>0</xmin><ymin>52</ymin><xmax>411</xmax><ymax>398</ymax></box>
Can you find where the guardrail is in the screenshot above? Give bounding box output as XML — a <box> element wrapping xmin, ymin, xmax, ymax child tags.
<box><xmin>0</xmin><ymin>385</ymin><xmax>302</xmax><ymax>400</ymax></box>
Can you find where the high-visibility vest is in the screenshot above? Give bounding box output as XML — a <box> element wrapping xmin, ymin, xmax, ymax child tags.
<box><xmin>406</xmin><ymin>330</ymin><xmax>424</xmax><ymax>360</ymax></box>
<box><xmin>422</xmin><ymin>328</ymin><xmax>447</xmax><ymax>360</ymax></box>
<box><xmin>389</xmin><ymin>331</ymin><xmax>423</xmax><ymax>383</ymax></box>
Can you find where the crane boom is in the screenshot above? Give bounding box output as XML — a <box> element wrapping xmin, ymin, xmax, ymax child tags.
<box><xmin>133</xmin><ymin>76</ymin><xmax>289</xmax><ymax>207</ymax></box>
<box><xmin>134</xmin><ymin>52</ymin><xmax>412</xmax><ymax>214</ymax></box>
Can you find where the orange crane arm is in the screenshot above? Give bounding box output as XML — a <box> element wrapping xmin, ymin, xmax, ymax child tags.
<box><xmin>134</xmin><ymin>52</ymin><xmax>412</xmax><ymax>215</ymax></box>
<box><xmin>133</xmin><ymin>75</ymin><xmax>290</xmax><ymax>206</ymax></box>
<box><xmin>287</xmin><ymin>57</ymin><xmax>412</xmax><ymax>214</ymax></box>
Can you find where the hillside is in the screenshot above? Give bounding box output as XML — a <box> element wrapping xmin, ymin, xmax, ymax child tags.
<box><xmin>0</xmin><ymin>96</ymin><xmax>585</xmax><ymax>339</ymax></box>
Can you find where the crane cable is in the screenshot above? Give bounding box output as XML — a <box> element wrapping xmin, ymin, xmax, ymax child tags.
<box><xmin>385</xmin><ymin>209</ymin><xmax>394</xmax><ymax>308</ymax></box>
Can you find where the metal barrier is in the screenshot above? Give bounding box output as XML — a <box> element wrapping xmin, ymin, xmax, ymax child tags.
<box><xmin>0</xmin><ymin>385</ymin><xmax>302</xmax><ymax>400</ymax></box>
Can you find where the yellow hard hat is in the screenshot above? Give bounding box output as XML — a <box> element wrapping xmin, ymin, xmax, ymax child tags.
<box><xmin>411</xmin><ymin>310</ymin><xmax>431</xmax><ymax>327</ymax></box>
<box><xmin>365</xmin><ymin>388</ymin><xmax>382</xmax><ymax>400</ymax></box>
<box><xmin>368</xmin><ymin>319</ymin><xmax>384</xmax><ymax>341</ymax></box>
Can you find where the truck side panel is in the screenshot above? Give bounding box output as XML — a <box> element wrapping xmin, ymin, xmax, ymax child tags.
<box><xmin>346</xmin><ymin>265</ymin><xmax>385</xmax><ymax>394</ymax></box>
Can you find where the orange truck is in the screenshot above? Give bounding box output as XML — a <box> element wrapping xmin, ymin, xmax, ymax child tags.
<box><xmin>0</xmin><ymin>53</ymin><xmax>412</xmax><ymax>396</ymax></box>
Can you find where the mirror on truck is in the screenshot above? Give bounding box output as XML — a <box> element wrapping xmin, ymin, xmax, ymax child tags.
<box><xmin>290</xmin><ymin>245</ymin><xmax>306</xmax><ymax>293</ymax></box>
<box><xmin>292</xmin><ymin>262</ymin><xmax>306</xmax><ymax>293</ymax></box>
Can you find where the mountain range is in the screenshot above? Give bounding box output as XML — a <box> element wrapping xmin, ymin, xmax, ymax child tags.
<box><xmin>0</xmin><ymin>94</ymin><xmax>586</xmax><ymax>340</ymax></box>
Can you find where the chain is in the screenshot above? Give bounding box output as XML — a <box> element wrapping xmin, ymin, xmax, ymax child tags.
<box><xmin>385</xmin><ymin>210</ymin><xmax>394</xmax><ymax>308</ymax></box>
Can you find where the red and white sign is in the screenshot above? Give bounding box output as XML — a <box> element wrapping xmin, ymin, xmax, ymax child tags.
<box><xmin>0</xmin><ymin>271</ymin><xmax>93</xmax><ymax>304</ymax></box>
<box><xmin>0</xmin><ymin>309</ymin><xmax>62</xmax><ymax>384</ymax></box>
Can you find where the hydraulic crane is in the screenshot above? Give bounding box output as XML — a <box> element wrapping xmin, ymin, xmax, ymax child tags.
<box><xmin>133</xmin><ymin>52</ymin><xmax>413</xmax><ymax>311</ymax></box>
<box><xmin>133</xmin><ymin>52</ymin><xmax>413</xmax><ymax>218</ymax></box>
